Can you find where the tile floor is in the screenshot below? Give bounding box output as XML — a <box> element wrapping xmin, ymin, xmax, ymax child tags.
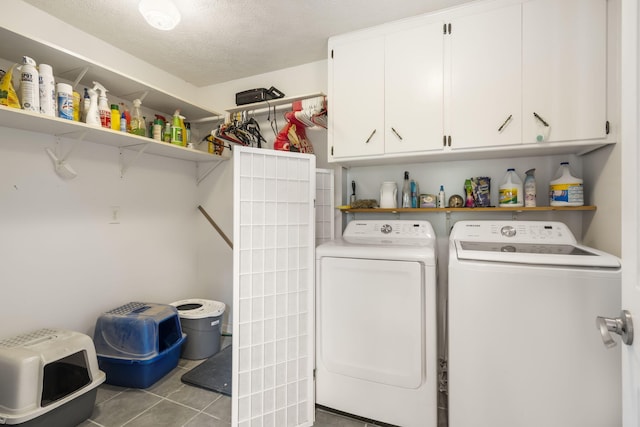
<box><xmin>80</xmin><ymin>339</ymin><xmax>383</xmax><ymax>427</ymax></box>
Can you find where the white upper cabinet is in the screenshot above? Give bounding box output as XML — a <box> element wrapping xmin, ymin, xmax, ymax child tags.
<box><xmin>330</xmin><ymin>36</ymin><xmax>386</xmax><ymax>159</ymax></box>
<box><xmin>448</xmin><ymin>4</ymin><xmax>522</xmax><ymax>149</ymax></box>
<box><xmin>522</xmin><ymin>0</ymin><xmax>607</xmax><ymax>144</ymax></box>
<box><xmin>328</xmin><ymin>0</ymin><xmax>612</xmax><ymax>165</ymax></box>
<box><xmin>385</xmin><ymin>22</ymin><xmax>444</xmax><ymax>154</ymax></box>
<box><xmin>329</xmin><ymin>20</ymin><xmax>444</xmax><ymax>161</ymax></box>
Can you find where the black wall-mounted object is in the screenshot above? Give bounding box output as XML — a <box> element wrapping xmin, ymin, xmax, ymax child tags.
<box><xmin>235</xmin><ymin>86</ymin><xmax>285</xmax><ymax>106</ymax></box>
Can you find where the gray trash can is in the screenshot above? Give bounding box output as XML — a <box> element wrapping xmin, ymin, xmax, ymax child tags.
<box><xmin>170</xmin><ymin>299</ymin><xmax>226</xmax><ymax>360</ymax></box>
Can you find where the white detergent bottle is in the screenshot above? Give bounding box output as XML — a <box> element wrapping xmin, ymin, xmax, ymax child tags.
<box><xmin>499</xmin><ymin>168</ymin><xmax>523</xmax><ymax>207</ymax></box>
<box><xmin>84</xmin><ymin>87</ymin><xmax>101</xmax><ymax>127</ymax></box>
<box><xmin>19</xmin><ymin>56</ymin><xmax>40</xmax><ymax>112</ymax></box>
<box><xmin>549</xmin><ymin>162</ymin><xmax>584</xmax><ymax>206</ymax></box>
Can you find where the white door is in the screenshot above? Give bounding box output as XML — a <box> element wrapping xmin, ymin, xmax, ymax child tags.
<box><xmin>621</xmin><ymin>0</ymin><xmax>640</xmax><ymax>424</ymax></box>
<box><xmin>232</xmin><ymin>146</ymin><xmax>316</xmax><ymax>427</ymax></box>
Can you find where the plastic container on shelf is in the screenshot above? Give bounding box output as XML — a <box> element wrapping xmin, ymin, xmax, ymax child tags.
<box><xmin>549</xmin><ymin>162</ymin><xmax>584</xmax><ymax>206</ymax></box>
<box><xmin>499</xmin><ymin>168</ymin><xmax>523</xmax><ymax>207</ymax></box>
<box><xmin>19</xmin><ymin>56</ymin><xmax>39</xmax><ymax>113</ymax></box>
<box><xmin>38</xmin><ymin>63</ymin><xmax>56</xmax><ymax>117</ymax></box>
<box><xmin>524</xmin><ymin>168</ymin><xmax>537</xmax><ymax>207</ymax></box>
<box><xmin>56</xmin><ymin>83</ymin><xmax>74</xmax><ymax>121</ymax></box>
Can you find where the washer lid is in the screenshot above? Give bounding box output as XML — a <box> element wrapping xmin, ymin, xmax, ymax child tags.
<box><xmin>454</xmin><ymin>240</ymin><xmax>620</xmax><ymax>268</ymax></box>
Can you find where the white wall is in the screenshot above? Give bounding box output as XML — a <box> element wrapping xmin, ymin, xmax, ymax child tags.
<box><xmin>0</xmin><ymin>128</ymin><xmax>205</xmax><ymax>338</ymax></box>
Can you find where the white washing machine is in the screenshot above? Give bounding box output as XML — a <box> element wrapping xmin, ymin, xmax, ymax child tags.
<box><xmin>315</xmin><ymin>220</ymin><xmax>438</xmax><ymax>427</ymax></box>
<box><xmin>448</xmin><ymin>220</ymin><xmax>621</xmax><ymax>427</ymax></box>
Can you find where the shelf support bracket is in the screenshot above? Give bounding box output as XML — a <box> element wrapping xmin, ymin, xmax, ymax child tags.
<box><xmin>196</xmin><ymin>160</ymin><xmax>224</xmax><ymax>185</ymax></box>
<box><xmin>119</xmin><ymin>143</ymin><xmax>149</xmax><ymax>178</ymax></box>
<box><xmin>72</xmin><ymin>66</ymin><xmax>90</xmax><ymax>89</ymax></box>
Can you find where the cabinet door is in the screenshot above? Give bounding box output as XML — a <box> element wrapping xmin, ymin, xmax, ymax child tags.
<box><xmin>385</xmin><ymin>22</ymin><xmax>444</xmax><ymax>154</ymax></box>
<box><xmin>522</xmin><ymin>0</ymin><xmax>607</xmax><ymax>143</ymax></box>
<box><xmin>449</xmin><ymin>5</ymin><xmax>522</xmax><ymax>149</ymax></box>
<box><xmin>330</xmin><ymin>36</ymin><xmax>385</xmax><ymax>159</ymax></box>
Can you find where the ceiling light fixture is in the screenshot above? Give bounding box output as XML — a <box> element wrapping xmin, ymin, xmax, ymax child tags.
<box><xmin>138</xmin><ymin>0</ymin><xmax>181</xmax><ymax>31</ymax></box>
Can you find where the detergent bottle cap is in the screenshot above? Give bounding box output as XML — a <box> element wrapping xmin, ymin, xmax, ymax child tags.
<box><xmin>133</xmin><ymin>99</ymin><xmax>142</xmax><ymax>107</ymax></box>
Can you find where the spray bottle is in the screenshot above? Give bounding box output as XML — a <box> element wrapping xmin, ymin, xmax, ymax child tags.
<box><xmin>130</xmin><ymin>99</ymin><xmax>146</xmax><ymax>136</ymax></box>
<box><xmin>84</xmin><ymin>86</ymin><xmax>101</xmax><ymax>127</ymax></box>
<box><xmin>92</xmin><ymin>82</ymin><xmax>110</xmax><ymax>128</ymax></box>
<box><xmin>170</xmin><ymin>109</ymin><xmax>183</xmax><ymax>145</ymax></box>
<box><xmin>19</xmin><ymin>56</ymin><xmax>40</xmax><ymax>112</ymax></box>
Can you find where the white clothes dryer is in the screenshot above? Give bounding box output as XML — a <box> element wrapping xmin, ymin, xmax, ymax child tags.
<box><xmin>448</xmin><ymin>220</ymin><xmax>621</xmax><ymax>427</ymax></box>
<box><xmin>315</xmin><ymin>220</ymin><xmax>438</xmax><ymax>427</ymax></box>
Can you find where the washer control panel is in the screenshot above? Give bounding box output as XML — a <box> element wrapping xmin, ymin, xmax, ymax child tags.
<box><xmin>452</xmin><ymin>221</ymin><xmax>575</xmax><ymax>244</ymax></box>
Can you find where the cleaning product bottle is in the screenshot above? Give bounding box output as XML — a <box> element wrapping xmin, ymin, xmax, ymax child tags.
<box><xmin>38</xmin><ymin>63</ymin><xmax>55</xmax><ymax>117</ymax></box>
<box><xmin>170</xmin><ymin>109</ymin><xmax>183</xmax><ymax>145</ymax></box>
<box><xmin>438</xmin><ymin>185</ymin><xmax>446</xmax><ymax>208</ymax></box>
<box><xmin>163</xmin><ymin>121</ymin><xmax>172</xmax><ymax>143</ymax></box>
<box><xmin>130</xmin><ymin>99</ymin><xmax>146</xmax><ymax>136</ymax></box>
<box><xmin>84</xmin><ymin>86</ymin><xmax>101</xmax><ymax>127</ymax></box>
<box><xmin>110</xmin><ymin>104</ymin><xmax>120</xmax><ymax>131</ymax></box>
<box><xmin>92</xmin><ymin>82</ymin><xmax>110</xmax><ymax>128</ymax></box>
<box><xmin>72</xmin><ymin>91</ymin><xmax>81</xmax><ymax>121</ymax></box>
<box><xmin>524</xmin><ymin>168</ymin><xmax>537</xmax><ymax>207</ymax></box>
<box><xmin>56</xmin><ymin>83</ymin><xmax>73</xmax><ymax>120</ymax></box>
<box><xmin>120</xmin><ymin>111</ymin><xmax>127</xmax><ymax>132</ymax></box>
<box><xmin>410</xmin><ymin>179</ymin><xmax>418</xmax><ymax>208</ymax></box>
<box><xmin>549</xmin><ymin>162</ymin><xmax>584</xmax><ymax>206</ymax></box>
<box><xmin>82</xmin><ymin>88</ymin><xmax>90</xmax><ymax>122</ymax></box>
<box><xmin>401</xmin><ymin>171</ymin><xmax>411</xmax><ymax>208</ymax></box>
<box><xmin>19</xmin><ymin>56</ymin><xmax>39</xmax><ymax>112</ymax></box>
<box><xmin>152</xmin><ymin>115</ymin><xmax>164</xmax><ymax>141</ymax></box>
<box><xmin>499</xmin><ymin>168</ymin><xmax>524</xmax><ymax>207</ymax></box>
<box><xmin>179</xmin><ymin>114</ymin><xmax>187</xmax><ymax>147</ymax></box>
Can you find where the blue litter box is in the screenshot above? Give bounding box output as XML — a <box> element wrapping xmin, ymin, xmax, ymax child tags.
<box><xmin>93</xmin><ymin>302</ymin><xmax>185</xmax><ymax>388</ymax></box>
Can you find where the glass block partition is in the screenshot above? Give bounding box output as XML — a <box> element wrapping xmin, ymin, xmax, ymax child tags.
<box><xmin>233</xmin><ymin>146</ymin><xmax>316</xmax><ymax>427</ymax></box>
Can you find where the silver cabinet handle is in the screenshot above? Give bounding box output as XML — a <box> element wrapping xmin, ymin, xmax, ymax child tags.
<box><xmin>533</xmin><ymin>112</ymin><xmax>550</xmax><ymax>127</ymax></box>
<box><xmin>391</xmin><ymin>127</ymin><xmax>403</xmax><ymax>141</ymax></box>
<box><xmin>365</xmin><ymin>129</ymin><xmax>376</xmax><ymax>143</ymax></box>
<box><xmin>596</xmin><ymin>310</ymin><xmax>634</xmax><ymax>348</ymax></box>
<box><xmin>498</xmin><ymin>115</ymin><xmax>513</xmax><ymax>132</ymax></box>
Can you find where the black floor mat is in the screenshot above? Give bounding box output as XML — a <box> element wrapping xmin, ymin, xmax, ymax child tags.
<box><xmin>181</xmin><ymin>345</ymin><xmax>232</xmax><ymax>396</ymax></box>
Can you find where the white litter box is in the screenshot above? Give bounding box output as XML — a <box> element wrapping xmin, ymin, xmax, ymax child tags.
<box><xmin>0</xmin><ymin>328</ymin><xmax>105</xmax><ymax>426</ymax></box>
<box><xmin>170</xmin><ymin>299</ymin><xmax>226</xmax><ymax>359</ymax></box>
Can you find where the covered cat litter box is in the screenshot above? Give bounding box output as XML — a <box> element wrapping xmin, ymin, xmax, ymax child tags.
<box><xmin>0</xmin><ymin>328</ymin><xmax>105</xmax><ymax>427</ymax></box>
<box><xmin>170</xmin><ymin>299</ymin><xmax>226</xmax><ymax>360</ymax></box>
<box><xmin>93</xmin><ymin>302</ymin><xmax>185</xmax><ymax>388</ymax></box>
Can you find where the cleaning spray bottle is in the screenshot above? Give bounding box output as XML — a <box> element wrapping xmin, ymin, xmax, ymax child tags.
<box><xmin>92</xmin><ymin>82</ymin><xmax>110</xmax><ymax>128</ymax></box>
<box><xmin>84</xmin><ymin>86</ymin><xmax>101</xmax><ymax>127</ymax></box>
<box><xmin>19</xmin><ymin>56</ymin><xmax>40</xmax><ymax>112</ymax></box>
<box><xmin>170</xmin><ymin>109</ymin><xmax>183</xmax><ymax>146</ymax></box>
<box><xmin>130</xmin><ymin>99</ymin><xmax>146</xmax><ymax>136</ymax></box>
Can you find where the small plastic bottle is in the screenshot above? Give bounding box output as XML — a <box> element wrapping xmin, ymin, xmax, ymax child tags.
<box><xmin>110</xmin><ymin>104</ymin><xmax>120</xmax><ymax>131</ymax></box>
<box><xmin>19</xmin><ymin>56</ymin><xmax>39</xmax><ymax>112</ymax></box>
<box><xmin>170</xmin><ymin>110</ymin><xmax>183</xmax><ymax>145</ymax></box>
<box><xmin>524</xmin><ymin>169</ymin><xmax>536</xmax><ymax>207</ymax></box>
<box><xmin>437</xmin><ymin>185</ymin><xmax>446</xmax><ymax>208</ymax></box>
<box><xmin>549</xmin><ymin>162</ymin><xmax>584</xmax><ymax>206</ymax></box>
<box><xmin>120</xmin><ymin>111</ymin><xmax>127</xmax><ymax>132</ymax></box>
<box><xmin>499</xmin><ymin>168</ymin><xmax>523</xmax><ymax>207</ymax></box>
<box><xmin>401</xmin><ymin>171</ymin><xmax>411</xmax><ymax>208</ymax></box>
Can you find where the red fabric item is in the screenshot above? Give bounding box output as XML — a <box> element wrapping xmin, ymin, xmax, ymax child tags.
<box><xmin>273</xmin><ymin>111</ymin><xmax>314</xmax><ymax>153</ymax></box>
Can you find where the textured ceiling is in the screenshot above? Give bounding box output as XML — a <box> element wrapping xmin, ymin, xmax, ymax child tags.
<box><xmin>22</xmin><ymin>0</ymin><xmax>473</xmax><ymax>87</ymax></box>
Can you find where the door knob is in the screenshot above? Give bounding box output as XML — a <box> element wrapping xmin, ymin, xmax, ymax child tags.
<box><xmin>596</xmin><ymin>310</ymin><xmax>633</xmax><ymax>348</ymax></box>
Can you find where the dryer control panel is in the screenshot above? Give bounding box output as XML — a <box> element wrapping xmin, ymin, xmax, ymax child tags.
<box><xmin>343</xmin><ymin>220</ymin><xmax>434</xmax><ymax>244</ymax></box>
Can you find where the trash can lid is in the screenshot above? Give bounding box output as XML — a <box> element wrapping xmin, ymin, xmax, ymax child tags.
<box><xmin>170</xmin><ymin>299</ymin><xmax>226</xmax><ymax>319</ymax></box>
